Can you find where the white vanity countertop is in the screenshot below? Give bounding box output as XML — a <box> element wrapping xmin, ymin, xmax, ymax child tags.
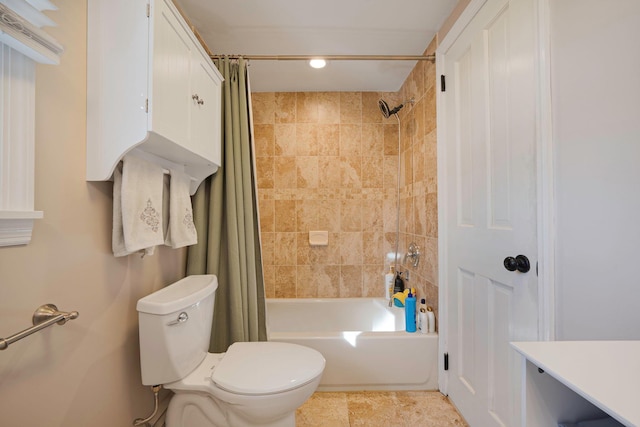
<box><xmin>511</xmin><ymin>341</ymin><xmax>640</xmax><ymax>427</ymax></box>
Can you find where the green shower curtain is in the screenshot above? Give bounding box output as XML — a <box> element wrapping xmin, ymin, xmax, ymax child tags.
<box><xmin>187</xmin><ymin>57</ymin><xmax>267</xmax><ymax>352</ymax></box>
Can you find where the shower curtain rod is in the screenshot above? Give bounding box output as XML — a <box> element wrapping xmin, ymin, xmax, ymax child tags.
<box><xmin>209</xmin><ymin>54</ymin><xmax>436</xmax><ymax>63</ymax></box>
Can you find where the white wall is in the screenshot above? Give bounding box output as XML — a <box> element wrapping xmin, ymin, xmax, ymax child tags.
<box><xmin>0</xmin><ymin>1</ymin><xmax>186</xmax><ymax>425</ymax></box>
<box><xmin>551</xmin><ymin>0</ymin><xmax>640</xmax><ymax>340</ymax></box>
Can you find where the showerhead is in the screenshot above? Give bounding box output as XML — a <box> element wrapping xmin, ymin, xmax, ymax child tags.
<box><xmin>378</xmin><ymin>99</ymin><xmax>393</xmax><ymax>118</ymax></box>
<box><xmin>378</xmin><ymin>98</ymin><xmax>414</xmax><ymax>119</ymax></box>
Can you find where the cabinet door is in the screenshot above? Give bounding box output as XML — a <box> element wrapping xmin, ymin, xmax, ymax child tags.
<box><xmin>150</xmin><ymin>0</ymin><xmax>192</xmax><ymax>145</ymax></box>
<box><xmin>189</xmin><ymin>55</ymin><xmax>222</xmax><ymax>166</ymax></box>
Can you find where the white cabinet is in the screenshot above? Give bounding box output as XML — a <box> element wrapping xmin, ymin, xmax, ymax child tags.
<box><xmin>87</xmin><ymin>0</ymin><xmax>223</xmax><ymax>194</ymax></box>
<box><xmin>150</xmin><ymin>0</ymin><xmax>192</xmax><ymax>150</ymax></box>
<box><xmin>149</xmin><ymin>0</ymin><xmax>221</xmax><ymax>168</ymax></box>
<box><xmin>512</xmin><ymin>341</ymin><xmax>640</xmax><ymax>426</ymax></box>
<box><xmin>189</xmin><ymin>57</ymin><xmax>222</xmax><ymax>166</ymax></box>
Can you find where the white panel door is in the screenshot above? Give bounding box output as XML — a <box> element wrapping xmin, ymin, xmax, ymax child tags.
<box><xmin>441</xmin><ymin>0</ymin><xmax>539</xmax><ymax>425</ymax></box>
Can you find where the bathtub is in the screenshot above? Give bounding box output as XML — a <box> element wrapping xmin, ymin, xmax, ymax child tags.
<box><xmin>266</xmin><ymin>298</ymin><xmax>438</xmax><ymax>391</ymax></box>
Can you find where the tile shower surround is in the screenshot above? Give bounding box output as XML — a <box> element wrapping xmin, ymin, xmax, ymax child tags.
<box><xmin>252</xmin><ymin>42</ymin><xmax>438</xmax><ymax>315</ymax></box>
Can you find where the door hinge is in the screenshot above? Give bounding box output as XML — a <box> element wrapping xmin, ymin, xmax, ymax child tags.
<box><xmin>444</xmin><ymin>352</ymin><xmax>449</xmax><ymax>371</ymax></box>
<box><xmin>145</xmin><ymin>98</ymin><xmax>149</xmax><ymax>113</ymax></box>
<box><xmin>146</xmin><ymin>3</ymin><xmax>150</xmax><ymax>17</ymax></box>
<box><xmin>440</xmin><ymin>75</ymin><xmax>446</xmax><ymax>92</ymax></box>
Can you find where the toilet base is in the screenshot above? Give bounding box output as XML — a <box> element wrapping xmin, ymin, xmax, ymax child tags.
<box><xmin>227</xmin><ymin>411</ymin><xmax>295</xmax><ymax>427</ymax></box>
<box><xmin>165</xmin><ymin>392</ymin><xmax>296</xmax><ymax>427</ymax></box>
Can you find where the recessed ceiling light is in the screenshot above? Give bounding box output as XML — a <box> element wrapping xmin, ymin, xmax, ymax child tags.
<box><xmin>309</xmin><ymin>59</ymin><xmax>326</xmax><ymax>69</ymax></box>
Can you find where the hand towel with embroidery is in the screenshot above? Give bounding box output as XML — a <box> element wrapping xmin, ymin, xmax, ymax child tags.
<box><xmin>113</xmin><ymin>154</ymin><xmax>165</xmax><ymax>256</ymax></box>
<box><xmin>165</xmin><ymin>169</ymin><xmax>198</xmax><ymax>248</ymax></box>
<box><xmin>112</xmin><ymin>163</ymin><xmax>129</xmax><ymax>257</ymax></box>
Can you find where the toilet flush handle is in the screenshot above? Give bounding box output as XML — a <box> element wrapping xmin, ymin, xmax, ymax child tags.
<box><xmin>167</xmin><ymin>312</ymin><xmax>189</xmax><ymax>326</ymax></box>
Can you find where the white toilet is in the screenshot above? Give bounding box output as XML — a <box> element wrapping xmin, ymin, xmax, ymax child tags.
<box><xmin>136</xmin><ymin>275</ymin><xmax>325</xmax><ymax>427</ymax></box>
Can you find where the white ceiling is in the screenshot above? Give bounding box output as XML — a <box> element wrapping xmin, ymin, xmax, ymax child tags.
<box><xmin>174</xmin><ymin>0</ymin><xmax>458</xmax><ymax>92</ymax></box>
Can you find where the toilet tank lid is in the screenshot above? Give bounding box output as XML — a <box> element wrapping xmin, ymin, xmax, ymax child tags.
<box><xmin>136</xmin><ymin>275</ymin><xmax>218</xmax><ymax>315</ymax></box>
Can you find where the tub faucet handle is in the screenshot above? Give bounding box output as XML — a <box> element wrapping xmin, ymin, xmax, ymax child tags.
<box><xmin>404</xmin><ymin>242</ymin><xmax>420</xmax><ymax>268</ymax></box>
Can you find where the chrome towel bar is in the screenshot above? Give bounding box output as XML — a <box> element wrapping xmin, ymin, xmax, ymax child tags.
<box><xmin>0</xmin><ymin>304</ymin><xmax>79</xmax><ymax>350</ymax></box>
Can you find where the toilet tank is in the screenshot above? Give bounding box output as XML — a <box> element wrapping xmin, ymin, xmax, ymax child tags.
<box><xmin>136</xmin><ymin>275</ymin><xmax>217</xmax><ymax>385</ymax></box>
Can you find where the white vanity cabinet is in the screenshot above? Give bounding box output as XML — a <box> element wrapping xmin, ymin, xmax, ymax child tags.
<box><xmin>87</xmin><ymin>0</ymin><xmax>223</xmax><ymax>194</ymax></box>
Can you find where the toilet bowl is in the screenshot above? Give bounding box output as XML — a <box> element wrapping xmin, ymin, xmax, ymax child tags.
<box><xmin>165</xmin><ymin>343</ymin><xmax>324</xmax><ymax>427</ymax></box>
<box><xmin>136</xmin><ymin>275</ymin><xmax>325</xmax><ymax>427</ymax></box>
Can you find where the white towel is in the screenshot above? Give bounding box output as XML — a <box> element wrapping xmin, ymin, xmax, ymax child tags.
<box><xmin>165</xmin><ymin>169</ymin><xmax>198</xmax><ymax>248</ymax></box>
<box><xmin>112</xmin><ymin>155</ymin><xmax>165</xmax><ymax>256</ymax></box>
<box><xmin>112</xmin><ymin>163</ymin><xmax>129</xmax><ymax>257</ymax></box>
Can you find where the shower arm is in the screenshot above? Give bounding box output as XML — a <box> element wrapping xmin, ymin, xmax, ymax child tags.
<box><xmin>378</xmin><ymin>98</ymin><xmax>415</xmax><ymax>119</ymax></box>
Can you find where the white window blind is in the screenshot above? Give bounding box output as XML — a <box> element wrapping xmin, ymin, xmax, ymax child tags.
<box><xmin>0</xmin><ymin>0</ymin><xmax>61</xmax><ymax>246</ymax></box>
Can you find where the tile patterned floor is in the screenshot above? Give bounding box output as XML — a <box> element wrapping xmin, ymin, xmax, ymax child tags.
<box><xmin>296</xmin><ymin>391</ymin><xmax>468</xmax><ymax>427</ymax></box>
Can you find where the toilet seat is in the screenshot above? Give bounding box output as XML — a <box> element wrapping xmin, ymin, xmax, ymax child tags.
<box><xmin>165</xmin><ymin>342</ymin><xmax>325</xmax><ymax>397</ymax></box>
<box><xmin>212</xmin><ymin>342</ymin><xmax>325</xmax><ymax>395</ymax></box>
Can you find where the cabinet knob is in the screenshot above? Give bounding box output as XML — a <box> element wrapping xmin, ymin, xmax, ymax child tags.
<box><xmin>192</xmin><ymin>94</ymin><xmax>204</xmax><ymax>105</ymax></box>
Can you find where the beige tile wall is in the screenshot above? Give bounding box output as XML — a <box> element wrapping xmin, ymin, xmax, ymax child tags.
<box><xmin>252</xmin><ymin>39</ymin><xmax>438</xmax><ymax>314</ymax></box>
<box><xmin>396</xmin><ymin>39</ymin><xmax>439</xmax><ymax>316</ymax></box>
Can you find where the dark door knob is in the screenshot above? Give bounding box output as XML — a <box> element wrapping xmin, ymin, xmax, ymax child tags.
<box><xmin>503</xmin><ymin>255</ymin><xmax>530</xmax><ymax>273</ymax></box>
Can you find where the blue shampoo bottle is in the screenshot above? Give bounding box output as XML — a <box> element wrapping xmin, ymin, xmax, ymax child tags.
<box><xmin>405</xmin><ymin>290</ymin><xmax>417</xmax><ymax>333</ymax></box>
